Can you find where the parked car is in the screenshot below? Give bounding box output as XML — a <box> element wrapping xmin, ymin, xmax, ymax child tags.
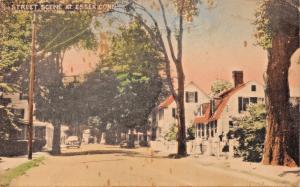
<box><xmin>119</xmin><ymin>140</ymin><xmax>139</xmax><ymax>148</ymax></box>
<box><xmin>66</xmin><ymin>136</ymin><xmax>81</xmax><ymax>148</ymax></box>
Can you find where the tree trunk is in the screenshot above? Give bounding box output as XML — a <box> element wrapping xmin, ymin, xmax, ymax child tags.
<box><xmin>176</xmin><ymin>62</ymin><xmax>187</xmax><ymax>156</ymax></box>
<box><xmin>51</xmin><ymin>122</ymin><xmax>61</xmax><ymax>155</ymax></box>
<box><xmin>262</xmin><ymin>33</ymin><xmax>299</xmax><ymax>167</ymax></box>
<box><xmin>128</xmin><ymin>129</ymin><xmax>135</xmax><ymax>148</ymax></box>
<box><xmin>116</xmin><ymin>129</ymin><xmax>122</xmax><ymax>144</ymax></box>
<box><xmin>97</xmin><ymin>131</ymin><xmax>103</xmax><ymax>144</ymax></box>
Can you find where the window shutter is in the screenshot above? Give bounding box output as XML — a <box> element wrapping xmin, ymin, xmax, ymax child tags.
<box><xmin>172</xmin><ymin>108</ymin><xmax>176</xmax><ymax>118</ymax></box>
<box><xmin>186</xmin><ymin>92</ymin><xmax>189</xmax><ymax>103</ymax></box>
<box><xmin>238</xmin><ymin>97</ymin><xmax>243</xmax><ymax>113</ymax></box>
<box><xmin>195</xmin><ymin>92</ymin><xmax>198</xmax><ymax>103</ymax></box>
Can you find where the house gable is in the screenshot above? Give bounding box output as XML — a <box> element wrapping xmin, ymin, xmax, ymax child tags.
<box><xmin>159</xmin><ymin>81</ymin><xmax>209</xmax><ymax>109</ymax></box>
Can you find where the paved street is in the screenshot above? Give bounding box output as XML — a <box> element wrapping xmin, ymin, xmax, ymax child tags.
<box><xmin>9</xmin><ymin>144</ymin><xmax>275</xmax><ymax>187</ymax></box>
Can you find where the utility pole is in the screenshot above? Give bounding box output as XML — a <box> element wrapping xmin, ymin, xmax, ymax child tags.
<box><xmin>27</xmin><ymin>12</ymin><xmax>37</xmax><ymax>160</ymax></box>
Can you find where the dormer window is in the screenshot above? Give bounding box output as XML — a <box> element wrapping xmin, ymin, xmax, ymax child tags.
<box><xmin>185</xmin><ymin>91</ymin><xmax>198</xmax><ymax>103</ymax></box>
<box><xmin>251</xmin><ymin>85</ymin><xmax>256</xmax><ymax>92</ymax></box>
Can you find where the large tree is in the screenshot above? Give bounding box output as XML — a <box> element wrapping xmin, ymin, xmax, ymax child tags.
<box><xmin>111</xmin><ymin>0</ymin><xmax>202</xmax><ymax>156</ymax></box>
<box><xmin>33</xmin><ymin>12</ymin><xmax>97</xmax><ymax>154</ymax></box>
<box><xmin>83</xmin><ymin>21</ymin><xmax>164</xmax><ymax>147</ymax></box>
<box><xmin>1</xmin><ymin>9</ymin><xmax>98</xmax><ymax>154</ymax></box>
<box><xmin>255</xmin><ymin>0</ymin><xmax>299</xmax><ymax>166</ymax></box>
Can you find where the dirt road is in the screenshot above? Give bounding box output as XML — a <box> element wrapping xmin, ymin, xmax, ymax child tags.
<box><xmin>10</xmin><ymin>144</ymin><xmax>264</xmax><ymax>186</ymax></box>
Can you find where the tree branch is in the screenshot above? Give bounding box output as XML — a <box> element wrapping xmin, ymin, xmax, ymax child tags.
<box><xmin>158</xmin><ymin>0</ymin><xmax>178</xmax><ymax>64</ymax></box>
<box><xmin>177</xmin><ymin>0</ymin><xmax>185</xmax><ymax>64</ymax></box>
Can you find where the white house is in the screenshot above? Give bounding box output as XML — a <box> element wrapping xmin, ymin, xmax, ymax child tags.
<box><xmin>154</xmin><ymin>81</ymin><xmax>210</xmax><ymax>140</ymax></box>
<box><xmin>194</xmin><ymin>71</ymin><xmax>265</xmax><ymax>140</ymax></box>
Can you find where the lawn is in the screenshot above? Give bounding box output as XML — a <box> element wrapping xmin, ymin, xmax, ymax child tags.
<box><xmin>0</xmin><ymin>156</ymin><xmax>45</xmax><ymax>187</ymax></box>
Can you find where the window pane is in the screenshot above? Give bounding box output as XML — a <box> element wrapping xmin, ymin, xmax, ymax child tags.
<box><xmin>243</xmin><ymin>98</ymin><xmax>249</xmax><ymax>111</ymax></box>
<box><xmin>250</xmin><ymin>97</ymin><xmax>257</xmax><ymax>104</ymax></box>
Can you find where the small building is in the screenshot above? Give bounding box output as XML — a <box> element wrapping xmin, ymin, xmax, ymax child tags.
<box><xmin>153</xmin><ymin>82</ymin><xmax>210</xmax><ymax>140</ymax></box>
<box><xmin>0</xmin><ymin>92</ymin><xmax>51</xmax><ymax>155</ymax></box>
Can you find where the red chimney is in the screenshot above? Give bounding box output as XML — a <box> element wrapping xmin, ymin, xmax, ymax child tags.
<box><xmin>232</xmin><ymin>71</ymin><xmax>244</xmax><ymax>87</ymax></box>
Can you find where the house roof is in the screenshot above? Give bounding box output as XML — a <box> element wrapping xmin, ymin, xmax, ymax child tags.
<box><xmin>158</xmin><ymin>81</ymin><xmax>208</xmax><ymax>109</ymax></box>
<box><xmin>194</xmin><ymin>82</ymin><xmax>248</xmax><ymax>125</ymax></box>
<box><xmin>159</xmin><ymin>96</ymin><xmax>174</xmax><ymax>109</ymax></box>
<box><xmin>194</xmin><ymin>103</ymin><xmax>211</xmax><ymax>123</ymax></box>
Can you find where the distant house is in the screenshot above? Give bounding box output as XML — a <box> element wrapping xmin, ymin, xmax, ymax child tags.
<box><xmin>290</xmin><ymin>88</ymin><xmax>300</xmax><ymax>112</ymax></box>
<box><xmin>194</xmin><ymin>71</ymin><xmax>265</xmax><ymax>140</ymax></box>
<box><xmin>0</xmin><ymin>92</ymin><xmax>50</xmax><ymax>154</ymax></box>
<box><xmin>153</xmin><ymin>82</ymin><xmax>210</xmax><ymax>140</ymax></box>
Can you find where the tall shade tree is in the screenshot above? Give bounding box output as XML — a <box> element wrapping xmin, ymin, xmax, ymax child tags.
<box><xmin>111</xmin><ymin>0</ymin><xmax>202</xmax><ymax>156</ymax></box>
<box><xmin>1</xmin><ymin>9</ymin><xmax>98</xmax><ymax>154</ymax></box>
<box><xmin>33</xmin><ymin>12</ymin><xmax>97</xmax><ymax>154</ymax></box>
<box><xmin>255</xmin><ymin>0</ymin><xmax>299</xmax><ymax>166</ymax></box>
<box><xmin>99</xmin><ymin>21</ymin><xmax>164</xmax><ymax>147</ymax></box>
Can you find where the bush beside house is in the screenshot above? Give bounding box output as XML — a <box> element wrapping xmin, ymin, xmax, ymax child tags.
<box><xmin>232</xmin><ymin>104</ymin><xmax>266</xmax><ymax>162</ymax></box>
<box><xmin>164</xmin><ymin>124</ymin><xmax>177</xmax><ymax>141</ymax></box>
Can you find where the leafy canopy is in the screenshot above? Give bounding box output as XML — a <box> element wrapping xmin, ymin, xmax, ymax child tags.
<box><xmin>211</xmin><ymin>80</ymin><xmax>232</xmax><ymax>96</ymax></box>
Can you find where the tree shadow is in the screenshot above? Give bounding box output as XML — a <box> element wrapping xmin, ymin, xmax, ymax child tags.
<box><xmin>113</xmin><ymin>152</ymin><xmax>171</xmax><ymax>160</ymax></box>
<box><xmin>278</xmin><ymin>170</ymin><xmax>300</xmax><ymax>177</ymax></box>
<box><xmin>80</xmin><ymin>159</ymin><xmax>125</xmax><ymax>163</ymax></box>
<box><xmin>55</xmin><ymin>149</ymin><xmax>140</xmax><ymax>157</ymax></box>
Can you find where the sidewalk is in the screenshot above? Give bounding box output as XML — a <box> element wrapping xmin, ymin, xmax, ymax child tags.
<box><xmin>0</xmin><ymin>152</ymin><xmax>49</xmax><ymax>174</ymax></box>
<box><xmin>189</xmin><ymin>155</ymin><xmax>300</xmax><ymax>186</ymax></box>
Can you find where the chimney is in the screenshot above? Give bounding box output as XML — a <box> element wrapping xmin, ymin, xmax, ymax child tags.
<box><xmin>232</xmin><ymin>71</ymin><xmax>244</xmax><ymax>87</ymax></box>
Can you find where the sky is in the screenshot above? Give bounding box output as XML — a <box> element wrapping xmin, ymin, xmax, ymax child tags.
<box><xmin>63</xmin><ymin>0</ymin><xmax>300</xmax><ymax>93</ymax></box>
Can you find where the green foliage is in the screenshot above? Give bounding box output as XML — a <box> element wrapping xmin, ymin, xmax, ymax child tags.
<box><xmin>37</xmin><ymin>12</ymin><xmax>97</xmax><ymax>52</ymax></box>
<box><xmin>98</xmin><ymin>21</ymin><xmax>164</xmax><ymax>129</ymax></box>
<box><xmin>0</xmin><ymin>12</ymin><xmax>32</xmax><ymax>75</ymax></box>
<box><xmin>82</xmin><ymin>70</ymin><xmax>120</xmax><ymax>127</ymax></box>
<box><xmin>211</xmin><ymin>80</ymin><xmax>232</xmax><ymax>96</ymax></box>
<box><xmin>172</xmin><ymin>0</ymin><xmax>201</xmax><ymax>22</ymax></box>
<box><xmin>0</xmin><ymin>83</ymin><xmax>17</xmax><ymax>93</ymax></box>
<box><xmin>254</xmin><ymin>1</ymin><xmax>273</xmax><ymax>49</ymax></box>
<box><xmin>164</xmin><ymin>123</ymin><xmax>178</xmax><ymax>141</ymax></box>
<box><xmin>232</xmin><ymin>104</ymin><xmax>266</xmax><ymax>162</ymax></box>
<box><xmin>254</xmin><ymin>0</ymin><xmax>299</xmax><ymax>50</ymax></box>
<box><xmin>0</xmin><ymin>156</ymin><xmax>44</xmax><ymax>187</ymax></box>
<box><xmin>0</xmin><ymin>106</ymin><xmax>17</xmax><ymax>141</ymax></box>
<box><xmin>187</xmin><ymin>126</ymin><xmax>195</xmax><ymax>140</ymax></box>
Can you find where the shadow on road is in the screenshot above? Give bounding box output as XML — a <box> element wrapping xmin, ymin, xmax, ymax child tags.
<box><xmin>278</xmin><ymin>170</ymin><xmax>300</xmax><ymax>177</ymax></box>
<box><xmin>80</xmin><ymin>159</ymin><xmax>125</xmax><ymax>163</ymax></box>
<box><xmin>57</xmin><ymin>149</ymin><xmax>140</xmax><ymax>157</ymax></box>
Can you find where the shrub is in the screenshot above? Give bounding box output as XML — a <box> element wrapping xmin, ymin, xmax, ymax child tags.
<box><xmin>164</xmin><ymin>124</ymin><xmax>177</xmax><ymax>141</ymax></box>
<box><xmin>232</xmin><ymin>104</ymin><xmax>266</xmax><ymax>162</ymax></box>
<box><xmin>187</xmin><ymin>126</ymin><xmax>195</xmax><ymax>140</ymax></box>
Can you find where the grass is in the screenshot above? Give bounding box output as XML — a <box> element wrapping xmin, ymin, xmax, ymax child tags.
<box><xmin>0</xmin><ymin>156</ymin><xmax>45</xmax><ymax>187</ymax></box>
